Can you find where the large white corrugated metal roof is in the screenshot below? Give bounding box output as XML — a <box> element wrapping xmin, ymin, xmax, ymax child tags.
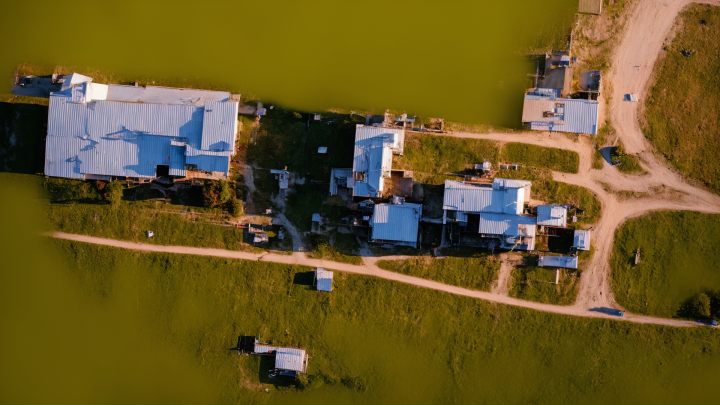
<box><xmin>371</xmin><ymin>203</ymin><xmax>422</xmax><ymax>247</ymax></box>
<box><xmin>523</xmin><ymin>94</ymin><xmax>599</xmax><ymax>135</ymax></box>
<box><xmin>106</xmin><ymin>84</ymin><xmax>230</xmax><ymax>107</ymax></box>
<box><xmin>573</xmin><ymin>230</ymin><xmax>591</xmax><ymax>251</ymax></box>
<box><xmin>537</xmin><ymin>205</ymin><xmax>567</xmax><ymax>227</ymax></box>
<box><xmin>443</xmin><ymin>180</ymin><xmax>524</xmax><ymax>215</ymax></box>
<box><xmin>352</xmin><ymin>125</ymin><xmax>404</xmax><ymax>197</ymax></box>
<box><xmin>45</xmin><ymin>75</ymin><xmax>238</xmax><ymax>179</ymax></box>
<box><xmin>539</xmin><ymin>255</ymin><xmax>578</xmax><ymax>269</ymax></box>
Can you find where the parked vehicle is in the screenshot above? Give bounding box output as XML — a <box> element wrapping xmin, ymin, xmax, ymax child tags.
<box><xmin>698</xmin><ymin>319</ymin><xmax>718</xmax><ymax>327</ymax></box>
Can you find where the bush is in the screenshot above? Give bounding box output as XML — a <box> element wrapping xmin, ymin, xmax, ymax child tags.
<box><xmin>692</xmin><ymin>293</ymin><xmax>712</xmax><ymax>318</ymax></box>
<box><xmin>202</xmin><ymin>180</ymin><xmax>232</xmax><ymax>208</ymax></box>
<box><xmin>105</xmin><ymin>181</ymin><xmax>124</xmax><ymax>206</ymax></box>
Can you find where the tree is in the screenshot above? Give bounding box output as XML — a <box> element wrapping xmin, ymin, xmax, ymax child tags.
<box><xmin>105</xmin><ymin>181</ymin><xmax>124</xmax><ymax>206</ymax></box>
<box><xmin>692</xmin><ymin>293</ymin><xmax>712</xmax><ymax>318</ymax></box>
<box><xmin>227</xmin><ymin>198</ymin><xmax>244</xmax><ymax>217</ymax></box>
<box><xmin>202</xmin><ymin>181</ymin><xmax>219</xmax><ymax>208</ymax></box>
<box><xmin>218</xmin><ymin>180</ymin><xmax>232</xmax><ymax>205</ymax></box>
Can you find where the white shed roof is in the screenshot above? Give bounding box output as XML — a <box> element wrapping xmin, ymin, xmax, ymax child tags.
<box><xmin>443</xmin><ymin>180</ymin><xmax>524</xmax><ymax>215</ymax></box>
<box><xmin>573</xmin><ymin>230</ymin><xmax>591</xmax><ymax>251</ymax></box>
<box><xmin>537</xmin><ymin>205</ymin><xmax>567</xmax><ymax>227</ymax></box>
<box><xmin>315</xmin><ymin>268</ymin><xmax>333</xmax><ymax>291</ymax></box>
<box><xmin>253</xmin><ymin>345</ymin><xmax>307</xmax><ymax>373</ymax></box>
<box><xmin>539</xmin><ymin>255</ymin><xmax>578</xmax><ymax>269</ymax></box>
<box><xmin>371</xmin><ymin>203</ymin><xmax>422</xmax><ymax>247</ymax></box>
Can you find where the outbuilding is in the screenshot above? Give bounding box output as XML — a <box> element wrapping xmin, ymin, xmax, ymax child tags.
<box><xmin>573</xmin><ymin>230</ymin><xmax>591</xmax><ymax>251</ymax></box>
<box><xmin>314</xmin><ymin>268</ymin><xmax>333</xmax><ymax>291</ymax></box>
<box><xmin>253</xmin><ymin>344</ymin><xmax>309</xmax><ymax>378</ymax></box>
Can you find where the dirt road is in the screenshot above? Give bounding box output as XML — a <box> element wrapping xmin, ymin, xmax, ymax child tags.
<box><xmin>51</xmin><ymin>0</ymin><xmax>720</xmax><ymax>328</ymax></box>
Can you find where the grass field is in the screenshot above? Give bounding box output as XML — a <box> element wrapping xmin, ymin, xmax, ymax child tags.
<box><xmin>509</xmin><ymin>266</ymin><xmax>581</xmax><ymax>305</ymax></box>
<box><xmin>376</xmin><ymin>255</ymin><xmax>500</xmax><ymax>292</ymax></box>
<box><xmin>610</xmin><ymin>211</ymin><xmax>720</xmax><ymax>319</ymax></box>
<box><xmin>500</xmin><ymin>143</ymin><xmax>579</xmax><ymax>174</ymax></box>
<box><xmin>644</xmin><ymin>4</ymin><xmax>720</xmax><ymax>193</ymax></box>
<box><xmin>5</xmin><ymin>181</ymin><xmax>720</xmax><ymax>404</ymax></box>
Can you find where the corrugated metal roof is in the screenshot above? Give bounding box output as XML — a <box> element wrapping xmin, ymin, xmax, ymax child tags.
<box><xmin>443</xmin><ymin>180</ymin><xmax>524</xmax><ymax>215</ymax></box>
<box><xmin>354</xmin><ymin>125</ymin><xmax>404</xmax><ymax>155</ymax></box>
<box><xmin>61</xmin><ymin>73</ymin><xmax>92</xmax><ymax>91</ymax></box>
<box><xmin>539</xmin><ymin>255</ymin><xmax>578</xmax><ymax>269</ymax></box>
<box><xmin>45</xmin><ymin>77</ymin><xmax>237</xmax><ymax>179</ymax></box>
<box><xmin>315</xmin><ymin>268</ymin><xmax>333</xmax><ymax>291</ymax></box>
<box><xmin>573</xmin><ymin>230</ymin><xmax>591</xmax><ymax>250</ymax></box>
<box><xmin>253</xmin><ymin>345</ymin><xmax>307</xmax><ymax>373</ymax></box>
<box><xmin>537</xmin><ymin>205</ymin><xmax>567</xmax><ymax>227</ymax></box>
<box><xmin>477</xmin><ymin>212</ymin><xmax>537</xmax><ymax>236</ymax></box>
<box><xmin>329</xmin><ymin>168</ymin><xmax>354</xmax><ymax>196</ymax></box>
<box><xmin>579</xmin><ymin>0</ymin><xmax>602</xmax><ymax>14</ymax></box>
<box><xmin>106</xmin><ymin>84</ymin><xmax>230</xmax><ymax>106</ymax></box>
<box><xmin>492</xmin><ymin>178</ymin><xmax>532</xmax><ymax>189</ymax></box>
<box><xmin>201</xmin><ymin>101</ymin><xmax>238</xmax><ymax>151</ymax></box>
<box><xmin>522</xmin><ymin>94</ymin><xmax>599</xmax><ymax>135</ymax></box>
<box><xmin>371</xmin><ymin>203</ymin><xmax>422</xmax><ymax>247</ymax></box>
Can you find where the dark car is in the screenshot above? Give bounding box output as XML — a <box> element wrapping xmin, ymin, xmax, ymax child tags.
<box><xmin>698</xmin><ymin>319</ymin><xmax>718</xmax><ymax>327</ymax></box>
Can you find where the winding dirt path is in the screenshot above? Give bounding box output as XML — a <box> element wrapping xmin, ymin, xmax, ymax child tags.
<box><xmin>51</xmin><ymin>0</ymin><xmax>720</xmax><ymax>328</ymax></box>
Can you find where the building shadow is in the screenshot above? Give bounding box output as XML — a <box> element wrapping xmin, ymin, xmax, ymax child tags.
<box><xmin>293</xmin><ymin>271</ymin><xmax>315</xmax><ymax>287</ymax></box>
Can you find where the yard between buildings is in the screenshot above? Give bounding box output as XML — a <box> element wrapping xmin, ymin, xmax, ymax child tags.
<box><xmin>376</xmin><ymin>255</ymin><xmax>500</xmax><ymax>292</ymax></box>
<box><xmin>610</xmin><ymin>211</ymin><xmax>720</xmax><ymax>320</ymax></box>
<box><xmin>643</xmin><ymin>4</ymin><xmax>720</xmax><ymax>194</ymax></box>
<box><xmin>509</xmin><ymin>266</ymin><xmax>581</xmax><ymax>306</ymax></box>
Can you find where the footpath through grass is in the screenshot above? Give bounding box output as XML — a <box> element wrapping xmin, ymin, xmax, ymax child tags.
<box><xmin>611</xmin><ymin>211</ymin><xmax>720</xmax><ymax>319</ymax></box>
<box><xmin>509</xmin><ymin>266</ymin><xmax>580</xmax><ymax>305</ymax></box>
<box><xmin>644</xmin><ymin>4</ymin><xmax>720</xmax><ymax>193</ymax></box>
<box><xmin>376</xmin><ymin>255</ymin><xmax>500</xmax><ymax>291</ymax></box>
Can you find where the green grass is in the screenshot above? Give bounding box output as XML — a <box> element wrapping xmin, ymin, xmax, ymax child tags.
<box><xmin>495</xmin><ymin>168</ymin><xmax>602</xmax><ymax>226</ymax></box>
<box><xmin>509</xmin><ymin>266</ymin><xmax>581</xmax><ymax>305</ymax></box>
<box><xmin>614</xmin><ymin>154</ymin><xmax>645</xmax><ymax>174</ymax></box>
<box><xmin>394</xmin><ymin>134</ymin><xmax>500</xmax><ymax>178</ymax></box>
<box><xmin>611</xmin><ymin>211</ymin><xmax>720</xmax><ymax>319</ymax></box>
<box><xmin>376</xmin><ymin>255</ymin><xmax>500</xmax><ymax>291</ymax></box>
<box><xmin>644</xmin><ymin>4</ymin><xmax>720</xmax><ymax>193</ymax></box>
<box><xmin>306</xmin><ymin>232</ymin><xmax>363</xmax><ymax>265</ymax></box>
<box><xmin>5</xmin><ymin>179</ymin><xmax>720</xmax><ymax>404</ymax></box>
<box><xmin>500</xmin><ymin>143</ymin><xmax>579</xmax><ymax>174</ymax></box>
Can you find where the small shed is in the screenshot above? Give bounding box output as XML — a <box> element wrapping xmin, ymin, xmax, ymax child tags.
<box><xmin>311</xmin><ymin>213</ymin><xmax>321</xmax><ymax>232</ymax></box>
<box><xmin>579</xmin><ymin>0</ymin><xmax>602</xmax><ymax>15</ymax></box>
<box><xmin>538</xmin><ymin>255</ymin><xmax>578</xmax><ymax>269</ymax></box>
<box><xmin>573</xmin><ymin>230</ymin><xmax>591</xmax><ymax>251</ymax></box>
<box><xmin>271</xmin><ymin>169</ymin><xmax>290</xmax><ymax>189</ymax></box>
<box><xmin>537</xmin><ymin>205</ymin><xmax>568</xmax><ymax>228</ymax></box>
<box><xmin>318</xmin><ymin>147</ymin><xmax>327</xmax><ymax>154</ymax></box>
<box><xmin>315</xmin><ymin>268</ymin><xmax>333</xmax><ymax>291</ymax></box>
<box><xmin>253</xmin><ymin>344</ymin><xmax>309</xmax><ymax>378</ymax></box>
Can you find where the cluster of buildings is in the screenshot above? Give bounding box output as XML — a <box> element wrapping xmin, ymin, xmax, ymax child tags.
<box><xmin>43</xmin><ymin>73</ymin><xmax>240</xmax><ymax>182</ymax></box>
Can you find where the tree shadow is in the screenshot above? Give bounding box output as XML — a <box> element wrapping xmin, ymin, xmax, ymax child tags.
<box><xmin>293</xmin><ymin>271</ymin><xmax>316</xmax><ymax>288</ymax></box>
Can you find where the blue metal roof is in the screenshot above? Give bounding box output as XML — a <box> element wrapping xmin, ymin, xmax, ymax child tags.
<box><xmin>315</xmin><ymin>268</ymin><xmax>333</xmax><ymax>292</ymax></box>
<box><xmin>476</xmin><ymin>212</ymin><xmax>537</xmax><ymax>236</ymax></box>
<box><xmin>352</xmin><ymin>125</ymin><xmax>404</xmax><ymax>197</ymax></box>
<box><xmin>371</xmin><ymin>203</ymin><xmax>422</xmax><ymax>247</ymax></box>
<box><xmin>537</xmin><ymin>205</ymin><xmax>567</xmax><ymax>227</ymax></box>
<box><xmin>573</xmin><ymin>230</ymin><xmax>591</xmax><ymax>250</ymax></box>
<box><xmin>45</xmin><ymin>76</ymin><xmax>238</xmax><ymax>179</ymax></box>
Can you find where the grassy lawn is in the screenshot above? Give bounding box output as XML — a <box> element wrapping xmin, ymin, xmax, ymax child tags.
<box><xmin>5</xmin><ymin>179</ymin><xmax>720</xmax><ymax>404</ymax></box>
<box><xmin>376</xmin><ymin>255</ymin><xmax>500</xmax><ymax>292</ymax></box>
<box><xmin>509</xmin><ymin>266</ymin><xmax>581</xmax><ymax>305</ymax></box>
<box><xmin>610</xmin><ymin>211</ymin><xmax>720</xmax><ymax>319</ymax></box>
<box><xmin>614</xmin><ymin>154</ymin><xmax>645</xmax><ymax>174</ymax></box>
<box><xmin>495</xmin><ymin>168</ymin><xmax>602</xmax><ymax>226</ymax></box>
<box><xmin>644</xmin><ymin>4</ymin><xmax>720</xmax><ymax>193</ymax></box>
<box><xmin>306</xmin><ymin>232</ymin><xmax>363</xmax><ymax>266</ymax></box>
<box><xmin>500</xmin><ymin>143</ymin><xmax>579</xmax><ymax>174</ymax></box>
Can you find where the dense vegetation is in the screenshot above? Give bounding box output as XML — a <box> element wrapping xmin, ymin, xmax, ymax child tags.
<box><xmin>611</xmin><ymin>211</ymin><xmax>720</xmax><ymax>319</ymax></box>
<box><xmin>644</xmin><ymin>4</ymin><xmax>720</xmax><ymax>193</ymax></box>
<box><xmin>509</xmin><ymin>266</ymin><xmax>580</xmax><ymax>305</ymax></box>
<box><xmin>376</xmin><ymin>255</ymin><xmax>500</xmax><ymax>291</ymax></box>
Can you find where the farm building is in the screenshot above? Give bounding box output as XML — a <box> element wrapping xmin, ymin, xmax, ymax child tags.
<box><xmin>351</xmin><ymin>125</ymin><xmax>407</xmax><ymax>198</ymax></box>
<box><xmin>253</xmin><ymin>344</ymin><xmax>309</xmax><ymax>378</ymax></box>
<box><xmin>314</xmin><ymin>268</ymin><xmax>333</xmax><ymax>291</ymax></box>
<box><xmin>538</xmin><ymin>255</ymin><xmax>578</xmax><ymax>269</ymax></box>
<box><xmin>370</xmin><ymin>201</ymin><xmax>422</xmax><ymax>248</ymax></box>
<box><xmin>329</xmin><ymin>167</ymin><xmax>353</xmax><ymax>196</ymax></box>
<box><xmin>573</xmin><ymin>230</ymin><xmax>591</xmax><ymax>251</ymax></box>
<box><xmin>580</xmin><ymin>70</ymin><xmax>602</xmax><ymax>93</ymax></box>
<box><xmin>271</xmin><ymin>169</ymin><xmax>290</xmax><ymax>189</ymax></box>
<box><xmin>522</xmin><ymin>89</ymin><xmax>599</xmax><ymax>135</ymax></box>
<box><xmin>538</xmin><ymin>67</ymin><xmax>574</xmax><ymax>97</ymax></box>
<box><xmin>443</xmin><ymin>179</ymin><xmax>537</xmax><ymax>251</ymax></box>
<box><xmin>492</xmin><ymin>178</ymin><xmax>532</xmax><ymax>203</ymax></box>
<box><xmin>44</xmin><ymin>74</ymin><xmax>239</xmax><ymax>181</ymax></box>
<box><xmin>537</xmin><ymin>204</ymin><xmax>568</xmax><ymax>227</ymax></box>
<box><xmin>579</xmin><ymin>0</ymin><xmax>602</xmax><ymax>15</ymax></box>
